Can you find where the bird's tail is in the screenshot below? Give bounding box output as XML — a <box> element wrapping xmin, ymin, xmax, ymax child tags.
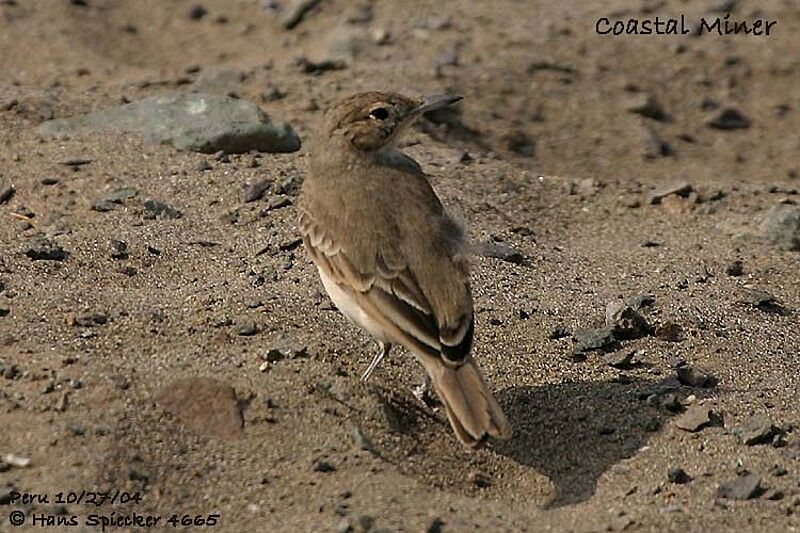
<box><xmin>425</xmin><ymin>359</ymin><xmax>512</xmax><ymax>448</ymax></box>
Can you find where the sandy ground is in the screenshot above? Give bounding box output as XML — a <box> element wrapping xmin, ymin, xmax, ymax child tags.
<box><xmin>1</xmin><ymin>0</ymin><xmax>799</xmax><ymax>532</ymax></box>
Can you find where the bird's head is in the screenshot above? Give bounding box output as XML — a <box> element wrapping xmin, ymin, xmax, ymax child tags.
<box><xmin>320</xmin><ymin>91</ymin><xmax>462</xmax><ymax>152</ymax></box>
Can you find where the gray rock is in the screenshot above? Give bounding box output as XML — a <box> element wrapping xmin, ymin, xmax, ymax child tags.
<box><xmin>741</xmin><ymin>289</ymin><xmax>786</xmax><ymax>314</ymax></box>
<box><xmin>716</xmin><ymin>474</ymin><xmax>763</xmax><ymax>500</ymax></box>
<box><xmin>626</xmin><ymin>93</ymin><xmax>667</xmax><ymax>121</ymax></box>
<box><xmin>606</xmin><ymin>300</ymin><xmax>650</xmax><ymax>340</ymax></box>
<box><xmin>676</xmin><ymin>364</ymin><xmax>717</xmax><ymax>388</ymax></box>
<box><xmin>242</xmin><ymin>179</ymin><xmax>270</xmax><ymax>203</ymax></box>
<box><xmin>604</xmin><ymin>349</ymin><xmax>637</xmax><ymax>369</ymax></box>
<box><xmin>24</xmin><ymin>238</ymin><xmax>67</xmax><ymax>261</ymax></box>
<box><xmin>281</xmin><ymin>0</ymin><xmax>321</xmax><ymax>29</ymax></box>
<box><xmin>0</xmin><ymin>183</ymin><xmax>16</xmax><ymax>204</ymax></box>
<box><xmin>675</xmin><ymin>405</ymin><xmax>722</xmax><ymax>432</ymax></box>
<box><xmin>143</xmin><ymin>199</ymin><xmax>182</xmax><ymax>220</ymax></box>
<box><xmin>650</xmin><ymin>181</ymin><xmax>692</xmax><ymax>204</ymax></box>
<box><xmin>474</xmin><ymin>241</ymin><xmax>524</xmax><ymax>264</ymax></box>
<box><xmin>737</xmin><ymin>414</ymin><xmax>781</xmax><ymax>446</ymax></box>
<box><xmin>761</xmin><ymin>205</ymin><xmax>800</xmax><ymax>251</ymax></box>
<box><xmin>37</xmin><ymin>93</ymin><xmax>300</xmax><ymax>154</ymax></box>
<box><xmin>667</xmin><ymin>467</ymin><xmax>692</xmax><ymax>484</ymax></box>
<box><xmin>572</xmin><ymin>326</ymin><xmax>618</xmax><ymax>358</ymax></box>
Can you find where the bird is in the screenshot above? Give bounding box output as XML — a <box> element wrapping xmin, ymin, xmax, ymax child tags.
<box><xmin>298</xmin><ymin>91</ymin><xmax>511</xmax><ymax>448</ymax></box>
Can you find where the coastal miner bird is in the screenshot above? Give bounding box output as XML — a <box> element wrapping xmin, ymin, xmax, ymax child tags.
<box><xmin>298</xmin><ymin>91</ymin><xmax>511</xmax><ymax>447</ymax></box>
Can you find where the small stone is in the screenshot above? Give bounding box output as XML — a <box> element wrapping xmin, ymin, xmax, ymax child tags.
<box><xmin>69</xmin><ymin>422</ymin><xmax>86</xmax><ymax>436</ymax></box>
<box><xmin>91</xmin><ymin>199</ymin><xmax>115</xmax><ymax>212</ymax></box>
<box><xmin>605</xmin><ymin>300</ymin><xmax>650</xmax><ymax>340</ymax></box>
<box><xmin>24</xmin><ymin>238</ymin><xmax>67</xmax><ymax>261</ymax></box>
<box><xmin>738</xmin><ymin>413</ymin><xmax>782</xmax><ymax>446</ymax></box>
<box><xmin>58</xmin><ymin>156</ymin><xmax>92</xmax><ymax>167</ymax></box>
<box><xmin>676</xmin><ymin>405</ymin><xmax>723</xmax><ymax>432</ymax></box>
<box><xmin>109</xmin><ymin>240</ymin><xmax>128</xmax><ymax>259</ymax></box>
<box><xmin>725</xmin><ymin>260</ymin><xmax>744</xmax><ymax>276</ymax></box>
<box><xmin>549</xmin><ymin>325</ymin><xmax>569</xmax><ymax>340</ymax></box>
<box><xmin>660</xmin><ymin>393</ymin><xmax>683</xmax><ymax>413</ymax></box>
<box><xmin>654</xmin><ymin>322</ymin><xmax>683</xmax><ymax>342</ymax></box>
<box><xmin>143</xmin><ymin>199</ymin><xmax>182</xmax><ymax>220</ymax></box>
<box><xmin>313</xmin><ymin>458</ymin><xmax>336</xmax><ymax>473</ymax></box>
<box><xmin>676</xmin><ymin>364</ymin><xmax>717</xmax><ymax>388</ymax></box>
<box><xmin>667</xmin><ymin>467</ymin><xmax>692</xmax><ymax>484</ymax></box>
<box><xmin>356</xmin><ymin>514</ymin><xmax>374</xmax><ymax>531</ymax></box>
<box><xmin>468</xmin><ymin>471</ymin><xmax>492</xmax><ymax>488</ymax></box>
<box><xmin>187</xmin><ymin>4</ymin><xmax>207</xmax><ymax>20</ymax></box>
<box><xmin>263</xmin><ymin>337</ymin><xmax>307</xmax><ymax>362</ymax></box>
<box><xmin>604</xmin><ymin>349</ymin><xmax>637</xmax><ymax>369</ymax></box>
<box><xmin>770</xmin><ymin>465</ymin><xmax>788</xmax><ymax>477</ymax></box>
<box><xmin>761</xmin><ymin>205</ymin><xmax>800</xmax><ymax>251</ymax></box>
<box><xmin>0</xmin><ymin>184</ymin><xmax>15</xmax><ymax>204</ymax></box>
<box><xmin>242</xmin><ymin>179</ymin><xmax>270</xmax><ymax>203</ymax></box>
<box><xmin>741</xmin><ymin>289</ymin><xmax>786</xmax><ymax>314</ymax></box>
<box><xmin>281</xmin><ymin>0</ymin><xmax>321</xmax><ymax>29</ymax></box>
<box><xmin>626</xmin><ymin>93</ymin><xmax>667</xmax><ymax>121</ymax></box>
<box><xmin>196</xmin><ymin>160</ymin><xmax>212</xmax><ymax>171</ymax></box>
<box><xmin>426</xmin><ymin>517</ymin><xmax>445</xmax><ymax>533</ymax></box>
<box><xmin>708</xmin><ymin>108</ymin><xmax>751</xmax><ymax>130</ymax></box>
<box><xmin>4</xmin><ymin>453</ymin><xmax>31</xmax><ymax>468</ymax></box>
<box><xmin>473</xmin><ymin>241</ymin><xmax>524</xmax><ymax>264</ymax></box>
<box><xmin>717</xmin><ymin>474</ymin><xmax>763</xmax><ymax>500</ymax></box>
<box><xmin>237</xmin><ymin>322</ymin><xmax>258</xmax><ymax>336</ymax></box>
<box><xmin>572</xmin><ymin>326</ymin><xmax>618</xmax><ymax>358</ymax></box>
<box><xmin>336</xmin><ymin>519</ymin><xmax>352</xmax><ymax>533</ymax></box>
<box><xmin>41</xmin><ymin>177</ymin><xmax>60</xmax><ymax>185</ymax></box>
<box><xmin>650</xmin><ymin>182</ymin><xmax>693</xmax><ymax>204</ymax></box>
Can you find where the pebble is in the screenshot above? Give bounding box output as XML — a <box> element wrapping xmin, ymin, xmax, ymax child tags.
<box><xmin>717</xmin><ymin>474</ymin><xmax>763</xmax><ymax>500</ymax></box>
<box><xmin>654</xmin><ymin>321</ymin><xmax>683</xmax><ymax>342</ymax></box>
<box><xmin>187</xmin><ymin>4</ymin><xmax>207</xmax><ymax>20</ymax></box>
<box><xmin>109</xmin><ymin>240</ymin><xmax>128</xmax><ymax>259</ymax></box>
<box><xmin>24</xmin><ymin>238</ymin><xmax>67</xmax><ymax>261</ymax></box>
<box><xmin>650</xmin><ymin>181</ymin><xmax>692</xmax><ymax>204</ymax></box>
<box><xmin>626</xmin><ymin>93</ymin><xmax>667</xmax><ymax>121</ymax></box>
<box><xmin>740</xmin><ymin>289</ymin><xmax>786</xmax><ymax>314</ymax></box>
<box><xmin>707</xmin><ymin>107</ymin><xmax>751</xmax><ymax>130</ymax></box>
<box><xmin>312</xmin><ymin>458</ymin><xmax>336</xmax><ymax>473</ymax></box>
<box><xmin>667</xmin><ymin>467</ymin><xmax>692</xmax><ymax>484</ymax></box>
<box><xmin>725</xmin><ymin>259</ymin><xmax>744</xmax><ymax>276</ymax></box>
<box><xmin>572</xmin><ymin>326</ymin><xmax>618</xmax><ymax>358</ymax></box>
<box><xmin>4</xmin><ymin>453</ymin><xmax>31</xmax><ymax>467</ymax></box>
<box><xmin>0</xmin><ymin>183</ymin><xmax>15</xmax><ymax>204</ymax></box>
<box><xmin>237</xmin><ymin>321</ymin><xmax>258</xmax><ymax>336</ymax></box>
<box><xmin>737</xmin><ymin>413</ymin><xmax>782</xmax><ymax>446</ymax></box>
<box><xmin>676</xmin><ymin>405</ymin><xmax>722</xmax><ymax>432</ymax></box>
<box><xmin>605</xmin><ymin>300</ymin><xmax>650</xmax><ymax>340</ymax></box>
<box><xmin>604</xmin><ymin>349</ymin><xmax>637</xmax><ymax>370</ymax></box>
<box><xmin>676</xmin><ymin>363</ymin><xmax>717</xmax><ymax>388</ymax></box>
<box><xmin>143</xmin><ymin>199</ymin><xmax>183</xmax><ymax>220</ymax></box>
<box><xmin>281</xmin><ymin>0</ymin><xmax>321</xmax><ymax>29</ymax></box>
<box><xmin>242</xmin><ymin>179</ymin><xmax>271</xmax><ymax>203</ymax></box>
<box><xmin>761</xmin><ymin>205</ymin><xmax>800</xmax><ymax>251</ymax></box>
<box><xmin>473</xmin><ymin>241</ymin><xmax>524</xmax><ymax>264</ymax></box>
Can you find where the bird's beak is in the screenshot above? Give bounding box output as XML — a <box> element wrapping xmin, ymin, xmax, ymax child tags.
<box><xmin>408</xmin><ymin>94</ymin><xmax>463</xmax><ymax>117</ymax></box>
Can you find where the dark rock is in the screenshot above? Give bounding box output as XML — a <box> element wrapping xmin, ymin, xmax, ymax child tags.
<box><xmin>91</xmin><ymin>199</ymin><xmax>115</xmax><ymax>212</ymax></box>
<box><xmin>549</xmin><ymin>325</ymin><xmax>569</xmax><ymax>340</ymax></box>
<box><xmin>654</xmin><ymin>322</ymin><xmax>683</xmax><ymax>342</ymax></box>
<box><xmin>725</xmin><ymin>260</ymin><xmax>744</xmax><ymax>276</ymax></box>
<box><xmin>667</xmin><ymin>467</ymin><xmax>692</xmax><ymax>484</ymax></box>
<box><xmin>74</xmin><ymin>313</ymin><xmax>108</xmax><ymax>327</ymax></box>
<box><xmin>68</xmin><ymin>422</ymin><xmax>86</xmax><ymax>436</ymax></box>
<box><xmin>474</xmin><ymin>241</ymin><xmax>524</xmax><ymax>264</ymax></box>
<box><xmin>604</xmin><ymin>349</ymin><xmax>637</xmax><ymax>369</ymax></box>
<box><xmin>626</xmin><ymin>93</ymin><xmax>667</xmax><ymax>121</ymax></box>
<box><xmin>650</xmin><ymin>181</ymin><xmax>693</xmax><ymax>204</ymax></box>
<box><xmin>312</xmin><ymin>458</ymin><xmax>336</xmax><ymax>473</ymax></box>
<box><xmin>426</xmin><ymin>517</ymin><xmax>445</xmax><ymax>533</ymax></box>
<box><xmin>281</xmin><ymin>0</ymin><xmax>321</xmax><ymax>29</ymax></box>
<box><xmin>264</xmin><ymin>337</ymin><xmax>308</xmax><ymax>362</ymax></box>
<box><xmin>740</xmin><ymin>289</ymin><xmax>786</xmax><ymax>314</ymax></box>
<box><xmin>660</xmin><ymin>393</ymin><xmax>683</xmax><ymax>413</ymax></box>
<box><xmin>676</xmin><ymin>405</ymin><xmax>723</xmax><ymax>432</ymax></box>
<box><xmin>156</xmin><ymin>377</ymin><xmax>243</xmax><ymax>439</ymax></box>
<box><xmin>0</xmin><ymin>183</ymin><xmax>15</xmax><ymax>204</ymax></box>
<box><xmin>104</xmin><ymin>187</ymin><xmax>138</xmax><ymax>203</ymax></box>
<box><xmin>761</xmin><ymin>205</ymin><xmax>800</xmax><ymax>251</ymax></box>
<box><xmin>296</xmin><ymin>57</ymin><xmax>347</xmax><ymax>75</ymax></box>
<box><xmin>260</xmin><ymin>196</ymin><xmax>292</xmax><ymax>214</ymax></box>
<box><xmin>606</xmin><ymin>300</ymin><xmax>650</xmax><ymax>340</ymax></box>
<box><xmin>572</xmin><ymin>326</ymin><xmax>618</xmax><ymax>358</ymax></box>
<box><xmin>676</xmin><ymin>364</ymin><xmax>717</xmax><ymax>388</ymax></box>
<box><xmin>641</xmin><ymin>127</ymin><xmax>673</xmax><ymax>158</ymax></box>
<box><xmin>188</xmin><ymin>4</ymin><xmax>207</xmax><ymax>20</ymax></box>
<box><xmin>737</xmin><ymin>414</ymin><xmax>782</xmax><ymax>446</ymax></box>
<box><xmin>242</xmin><ymin>179</ymin><xmax>271</xmax><ymax>203</ymax></box>
<box><xmin>41</xmin><ymin>177</ymin><xmax>60</xmax><ymax>185</ymax></box>
<box><xmin>24</xmin><ymin>238</ymin><xmax>67</xmax><ymax>261</ymax></box>
<box><xmin>109</xmin><ymin>240</ymin><xmax>128</xmax><ymax>259</ymax></box>
<box><xmin>717</xmin><ymin>475</ymin><xmax>763</xmax><ymax>500</ymax></box>
<box><xmin>707</xmin><ymin>107</ymin><xmax>751</xmax><ymax>130</ymax></box>
<box><xmin>37</xmin><ymin>93</ymin><xmax>300</xmax><ymax>154</ymax></box>
<box><xmin>143</xmin><ymin>199</ymin><xmax>182</xmax><ymax>220</ymax></box>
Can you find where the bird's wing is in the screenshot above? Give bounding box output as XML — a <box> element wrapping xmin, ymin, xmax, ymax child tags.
<box><xmin>298</xmin><ymin>208</ymin><xmax>473</xmax><ymax>366</ymax></box>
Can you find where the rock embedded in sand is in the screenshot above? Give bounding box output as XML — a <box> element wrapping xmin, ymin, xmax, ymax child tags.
<box><xmin>737</xmin><ymin>413</ymin><xmax>782</xmax><ymax>446</ymax></box>
<box><xmin>675</xmin><ymin>405</ymin><xmax>722</xmax><ymax>432</ymax></box>
<box><xmin>649</xmin><ymin>181</ymin><xmax>692</xmax><ymax>204</ymax></box>
<box><xmin>36</xmin><ymin>93</ymin><xmax>300</xmax><ymax>154</ymax></box>
<box><xmin>707</xmin><ymin>107</ymin><xmax>751</xmax><ymax>130</ymax></box>
<box><xmin>676</xmin><ymin>363</ymin><xmax>717</xmax><ymax>388</ymax></box>
<box><xmin>606</xmin><ymin>300</ymin><xmax>650</xmax><ymax>340</ymax></box>
<box><xmin>761</xmin><ymin>205</ymin><xmax>800</xmax><ymax>251</ymax></box>
<box><xmin>24</xmin><ymin>238</ymin><xmax>67</xmax><ymax>261</ymax></box>
<box><xmin>716</xmin><ymin>474</ymin><xmax>763</xmax><ymax>500</ymax></box>
<box><xmin>473</xmin><ymin>241</ymin><xmax>524</xmax><ymax>264</ymax></box>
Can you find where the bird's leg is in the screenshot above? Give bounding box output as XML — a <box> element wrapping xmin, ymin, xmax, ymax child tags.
<box><xmin>361</xmin><ymin>341</ymin><xmax>391</xmax><ymax>382</ymax></box>
<box><xmin>412</xmin><ymin>373</ymin><xmax>436</xmax><ymax>409</ymax></box>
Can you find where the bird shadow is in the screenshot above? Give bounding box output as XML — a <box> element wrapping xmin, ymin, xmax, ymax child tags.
<box><xmin>493</xmin><ymin>377</ymin><xmax>672</xmax><ymax>507</ymax></box>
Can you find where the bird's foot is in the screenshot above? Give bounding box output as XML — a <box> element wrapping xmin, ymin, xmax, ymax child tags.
<box><xmin>412</xmin><ymin>375</ymin><xmax>437</xmax><ymax>410</ymax></box>
<box><xmin>360</xmin><ymin>342</ymin><xmax>391</xmax><ymax>382</ymax></box>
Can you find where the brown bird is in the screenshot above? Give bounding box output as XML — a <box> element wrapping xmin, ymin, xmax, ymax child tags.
<box><xmin>298</xmin><ymin>91</ymin><xmax>511</xmax><ymax>447</ymax></box>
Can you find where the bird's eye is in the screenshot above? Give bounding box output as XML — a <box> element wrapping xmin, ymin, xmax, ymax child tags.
<box><xmin>369</xmin><ymin>107</ymin><xmax>389</xmax><ymax>120</ymax></box>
